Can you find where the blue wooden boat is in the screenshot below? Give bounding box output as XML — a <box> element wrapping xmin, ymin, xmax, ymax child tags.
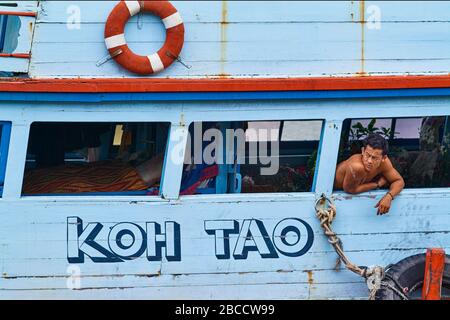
<box><xmin>0</xmin><ymin>1</ymin><xmax>449</xmax><ymax>299</ymax></box>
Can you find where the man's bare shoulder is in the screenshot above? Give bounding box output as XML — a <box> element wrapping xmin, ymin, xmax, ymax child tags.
<box><xmin>346</xmin><ymin>155</ymin><xmax>365</xmax><ymax>171</ymax></box>
<box><xmin>380</xmin><ymin>156</ymin><xmax>395</xmax><ymax>171</ymax></box>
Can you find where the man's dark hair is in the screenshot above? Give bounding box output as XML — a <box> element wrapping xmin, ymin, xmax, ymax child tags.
<box><xmin>363</xmin><ymin>133</ymin><xmax>388</xmax><ymax>156</ymax></box>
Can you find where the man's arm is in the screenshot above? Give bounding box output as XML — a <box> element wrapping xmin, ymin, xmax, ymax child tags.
<box><xmin>375</xmin><ymin>159</ymin><xmax>405</xmax><ymax>215</ymax></box>
<box><xmin>342</xmin><ymin>164</ymin><xmax>377</xmax><ymax>194</ymax></box>
<box><xmin>381</xmin><ymin>159</ymin><xmax>405</xmax><ymax>198</ymax></box>
<box><xmin>136</xmin><ymin>153</ymin><xmax>164</xmax><ymax>186</ymax></box>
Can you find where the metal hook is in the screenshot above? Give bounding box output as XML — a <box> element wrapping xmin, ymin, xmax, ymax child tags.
<box><xmin>315</xmin><ymin>193</ymin><xmax>333</xmax><ymax>212</ymax></box>
<box><xmin>96</xmin><ymin>49</ymin><xmax>123</xmax><ymax>67</ymax></box>
<box><xmin>137</xmin><ymin>11</ymin><xmax>144</xmax><ymax>30</ymax></box>
<box><xmin>166</xmin><ymin>51</ymin><xmax>192</xmax><ymax>69</ymax></box>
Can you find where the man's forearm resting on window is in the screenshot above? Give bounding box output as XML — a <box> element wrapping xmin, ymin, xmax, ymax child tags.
<box><xmin>344</xmin><ymin>182</ymin><xmax>378</xmax><ymax>194</ymax></box>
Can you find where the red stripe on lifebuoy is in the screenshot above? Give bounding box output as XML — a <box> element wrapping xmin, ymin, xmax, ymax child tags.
<box><xmin>104</xmin><ymin>0</ymin><xmax>185</xmax><ymax>75</ymax></box>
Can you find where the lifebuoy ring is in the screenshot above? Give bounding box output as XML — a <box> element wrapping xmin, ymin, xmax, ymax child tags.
<box><xmin>375</xmin><ymin>253</ymin><xmax>450</xmax><ymax>300</ymax></box>
<box><xmin>104</xmin><ymin>0</ymin><xmax>185</xmax><ymax>75</ymax></box>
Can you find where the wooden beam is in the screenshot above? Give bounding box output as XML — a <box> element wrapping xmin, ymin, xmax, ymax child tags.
<box><xmin>0</xmin><ymin>75</ymin><xmax>450</xmax><ymax>93</ymax></box>
<box><xmin>0</xmin><ymin>53</ymin><xmax>30</xmax><ymax>59</ymax></box>
<box><xmin>0</xmin><ymin>11</ymin><xmax>36</xmax><ymax>17</ymax></box>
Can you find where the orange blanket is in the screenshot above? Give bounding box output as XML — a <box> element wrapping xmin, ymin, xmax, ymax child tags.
<box><xmin>22</xmin><ymin>161</ymin><xmax>148</xmax><ymax>194</ymax></box>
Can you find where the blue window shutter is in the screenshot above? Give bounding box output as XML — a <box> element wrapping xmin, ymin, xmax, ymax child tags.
<box><xmin>0</xmin><ymin>122</ymin><xmax>11</xmax><ymax>191</ymax></box>
<box><xmin>0</xmin><ymin>15</ymin><xmax>8</xmax><ymax>51</ymax></box>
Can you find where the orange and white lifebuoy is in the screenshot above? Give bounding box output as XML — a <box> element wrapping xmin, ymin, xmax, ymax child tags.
<box><xmin>104</xmin><ymin>0</ymin><xmax>185</xmax><ymax>75</ymax></box>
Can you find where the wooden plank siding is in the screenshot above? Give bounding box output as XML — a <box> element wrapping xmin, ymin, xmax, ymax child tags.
<box><xmin>0</xmin><ymin>96</ymin><xmax>449</xmax><ymax>299</ymax></box>
<box><xmin>1</xmin><ymin>0</ymin><xmax>450</xmax><ymax>300</ymax></box>
<box><xmin>27</xmin><ymin>1</ymin><xmax>450</xmax><ymax>78</ymax></box>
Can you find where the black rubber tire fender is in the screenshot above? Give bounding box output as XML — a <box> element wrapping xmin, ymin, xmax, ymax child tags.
<box><xmin>375</xmin><ymin>253</ymin><xmax>450</xmax><ymax>300</ymax></box>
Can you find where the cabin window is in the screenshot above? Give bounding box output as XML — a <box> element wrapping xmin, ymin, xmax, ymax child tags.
<box><xmin>0</xmin><ymin>121</ymin><xmax>11</xmax><ymax>197</ymax></box>
<box><xmin>0</xmin><ymin>14</ymin><xmax>20</xmax><ymax>54</ymax></box>
<box><xmin>0</xmin><ymin>0</ymin><xmax>37</xmax><ymax>75</ymax></box>
<box><xmin>22</xmin><ymin>122</ymin><xmax>170</xmax><ymax>196</ymax></box>
<box><xmin>337</xmin><ymin>116</ymin><xmax>450</xmax><ymax>190</ymax></box>
<box><xmin>179</xmin><ymin>120</ymin><xmax>324</xmax><ymax>195</ymax></box>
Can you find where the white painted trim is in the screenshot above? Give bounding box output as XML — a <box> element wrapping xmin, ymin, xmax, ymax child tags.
<box><xmin>313</xmin><ymin>120</ymin><xmax>342</xmax><ymax>196</ymax></box>
<box><xmin>124</xmin><ymin>1</ymin><xmax>141</xmax><ymax>17</ymax></box>
<box><xmin>147</xmin><ymin>53</ymin><xmax>165</xmax><ymax>73</ymax></box>
<box><xmin>179</xmin><ymin>192</ymin><xmax>316</xmax><ymax>203</ymax></box>
<box><xmin>18</xmin><ymin>196</ymin><xmax>170</xmax><ymax>203</ymax></box>
<box><xmin>162</xmin><ymin>12</ymin><xmax>183</xmax><ymax>29</ymax></box>
<box><xmin>161</xmin><ymin>124</ymin><xmax>189</xmax><ymax>200</ymax></box>
<box><xmin>2</xmin><ymin>123</ymin><xmax>30</xmax><ymax>199</ymax></box>
<box><xmin>105</xmin><ymin>34</ymin><xmax>126</xmax><ymax>49</ymax></box>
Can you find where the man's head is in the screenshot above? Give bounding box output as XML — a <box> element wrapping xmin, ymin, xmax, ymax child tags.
<box><xmin>361</xmin><ymin>134</ymin><xmax>388</xmax><ymax>172</ymax></box>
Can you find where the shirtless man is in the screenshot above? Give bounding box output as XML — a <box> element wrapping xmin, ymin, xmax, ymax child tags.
<box><xmin>334</xmin><ymin>134</ymin><xmax>405</xmax><ymax>215</ymax></box>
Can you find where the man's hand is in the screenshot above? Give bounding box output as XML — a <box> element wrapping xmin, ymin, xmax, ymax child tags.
<box><xmin>377</xmin><ymin>176</ymin><xmax>388</xmax><ymax>188</ymax></box>
<box><xmin>375</xmin><ymin>194</ymin><xmax>392</xmax><ymax>215</ymax></box>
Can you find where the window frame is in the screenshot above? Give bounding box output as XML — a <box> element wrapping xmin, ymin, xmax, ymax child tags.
<box><xmin>0</xmin><ymin>1</ymin><xmax>38</xmax><ymax>73</ymax></box>
<box><xmin>335</xmin><ymin>115</ymin><xmax>450</xmax><ymax>193</ymax></box>
<box><xmin>19</xmin><ymin>120</ymin><xmax>173</xmax><ymax>200</ymax></box>
<box><xmin>2</xmin><ymin>94</ymin><xmax>449</xmax><ymax>202</ymax></box>
<box><xmin>178</xmin><ymin>118</ymin><xmax>327</xmax><ymax>198</ymax></box>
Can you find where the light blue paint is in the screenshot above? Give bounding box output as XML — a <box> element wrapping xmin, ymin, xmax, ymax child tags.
<box><xmin>161</xmin><ymin>124</ymin><xmax>189</xmax><ymax>200</ymax></box>
<box><xmin>0</xmin><ymin>94</ymin><xmax>448</xmax><ymax>299</ymax></box>
<box><xmin>0</xmin><ymin>0</ymin><xmax>450</xmax><ymax>300</ymax></box>
<box><xmin>0</xmin><ymin>15</ymin><xmax>35</xmax><ymax>73</ymax></box>
<box><xmin>0</xmin><ymin>57</ymin><xmax>29</xmax><ymax>73</ymax></box>
<box><xmin>23</xmin><ymin>1</ymin><xmax>450</xmax><ymax>78</ymax></box>
<box><xmin>311</xmin><ymin>121</ymin><xmax>325</xmax><ymax>192</ymax></box>
<box><xmin>314</xmin><ymin>120</ymin><xmax>342</xmax><ymax>195</ymax></box>
<box><xmin>37</xmin><ymin>1</ymin><xmax>355</xmax><ymax>24</ymax></box>
<box><xmin>365</xmin><ymin>1</ymin><xmax>450</xmax><ymax>22</ymax></box>
<box><xmin>2</xmin><ymin>123</ymin><xmax>30</xmax><ymax>200</ymax></box>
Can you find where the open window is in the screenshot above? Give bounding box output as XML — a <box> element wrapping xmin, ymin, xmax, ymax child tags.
<box><xmin>22</xmin><ymin>122</ymin><xmax>170</xmax><ymax>196</ymax></box>
<box><xmin>0</xmin><ymin>1</ymin><xmax>37</xmax><ymax>74</ymax></box>
<box><xmin>336</xmin><ymin>116</ymin><xmax>450</xmax><ymax>190</ymax></box>
<box><xmin>179</xmin><ymin>120</ymin><xmax>324</xmax><ymax>195</ymax></box>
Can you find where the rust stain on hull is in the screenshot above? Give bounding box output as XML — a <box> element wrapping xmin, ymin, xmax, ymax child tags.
<box><xmin>356</xmin><ymin>0</ymin><xmax>368</xmax><ymax>76</ymax></box>
<box><xmin>305</xmin><ymin>270</ymin><xmax>315</xmax><ymax>298</ymax></box>
<box><xmin>219</xmin><ymin>0</ymin><xmax>230</xmax><ymax>78</ymax></box>
<box><xmin>306</xmin><ymin>270</ymin><xmax>314</xmax><ymax>285</ymax></box>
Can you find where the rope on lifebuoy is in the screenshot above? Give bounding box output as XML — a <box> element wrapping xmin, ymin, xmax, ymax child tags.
<box><xmin>104</xmin><ymin>0</ymin><xmax>185</xmax><ymax>75</ymax></box>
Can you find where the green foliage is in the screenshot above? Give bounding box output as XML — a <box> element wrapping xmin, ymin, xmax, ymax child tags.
<box><xmin>349</xmin><ymin>119</ymin><xmax>398</xmax><ymax>141</ymax></box>
<box><xmin>308</xmin><ymin>149</ymin><xmax>318</xmax><ymax>175</ymax></box>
